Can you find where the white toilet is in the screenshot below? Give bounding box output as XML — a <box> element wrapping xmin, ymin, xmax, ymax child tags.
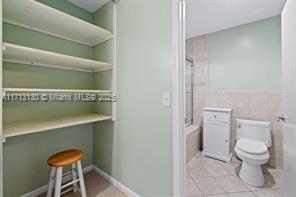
<box><xmin>235</xmin><ymin>119</ymin><xmax>271</xmax><ymax>187</ymax></box>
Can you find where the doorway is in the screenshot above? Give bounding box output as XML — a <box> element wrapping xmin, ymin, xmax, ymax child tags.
<box><xmin>178</xmin><ymin>0</ymin><xmax>293</xmax><ymax>196</ymax></box>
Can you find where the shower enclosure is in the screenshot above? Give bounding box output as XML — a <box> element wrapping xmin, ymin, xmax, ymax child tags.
<box><xmin>185</xmin><ymin>57</ymin><xmax>194</xmax><ymax>126</ymax></box>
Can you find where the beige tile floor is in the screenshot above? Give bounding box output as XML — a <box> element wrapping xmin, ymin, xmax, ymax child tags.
<box><xmin>38</xmin><ymin>171</ymin><xmax>127</xmax><ymax>197</ymax></box>
<box><xmin>38</xmin><ymin>153</ymin><xmax>283</xmax><ymax>197</ymax></box>
<box><xmin>187</xmin><ymin>152</ymin><xmax>283</xmax><ymax>197</ymax></box>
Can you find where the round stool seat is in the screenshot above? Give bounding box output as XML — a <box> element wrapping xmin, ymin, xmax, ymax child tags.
<box><xmin>47</xmin><ymin>149</ymin><xmax>84</xmax><ymax>167</ymax></box>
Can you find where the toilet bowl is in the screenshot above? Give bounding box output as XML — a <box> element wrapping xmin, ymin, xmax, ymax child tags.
<box><xmin>235</xmin><ymin>119</ymin><xmax>271</xmax><ymax>187</ymax></box>
<box><xmin>235</xmin><ymin>139</ymin><xmax>270</xmax><ymax>186</ymax></box>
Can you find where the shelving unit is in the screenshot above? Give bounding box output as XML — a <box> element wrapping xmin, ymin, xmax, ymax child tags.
<box><xmin>2</xmin><ymin>0</ymin><xmax>115</xmax><ymax>140</ymax></box>
<box><xmin>3</xmin><ymin>113</ymin><xmax>112</xmax><ymax>138</ymax></box>
<box><xmin>3</xmin><ymin>0</ymin><xmax>113</xmax><ymax>46</ymax></box>
<box><xmin>3</xmin><ymin>88</ymin><xmax>112</xmax><ymax>94</ymax></box>
<box><xmin>3</xmin><ymin>43</ymin><xmax>112</xmax><ymax>72</ymax></box>
<box><xmin>1</xmin><ymin>1</ymin><xmax>117</xmax><ymax>195</ymax></box>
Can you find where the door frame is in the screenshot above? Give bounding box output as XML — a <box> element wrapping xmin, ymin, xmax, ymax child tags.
<box><xmin>0</xmin><ymin>0</ymin><xmax>3</xmax><ymax>196</ymax></box>
<box><xmin>172</xmin><ymin>0</ymin><xmax>186</xmax><ymax>196</ymax></box>
<box><xmin>281</xmin><ymin>0</ymin><xmax>296</xmax><ymax>196</ymax></box>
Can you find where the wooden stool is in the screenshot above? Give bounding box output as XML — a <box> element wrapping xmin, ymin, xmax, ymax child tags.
<box><xmin>46</xmin><ymin>149</ymin><xmax>87</xmax><ymax>197</ymax></box>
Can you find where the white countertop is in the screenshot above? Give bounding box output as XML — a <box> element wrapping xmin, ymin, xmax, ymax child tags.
<box><xmin>203</xmin><ymin>107</ymin><xmax>232</xmax><ymax>112</ymax></box>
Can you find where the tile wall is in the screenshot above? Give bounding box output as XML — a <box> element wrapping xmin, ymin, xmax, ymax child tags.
<box><xmin>186</xmin><ymin>35</ymin><xmax>283</xmax><ymax>168</ymax></box>
<box><xmin>186</xmin><ymin>125</ymin><xmax>201</xmax><ymax>163</ymax></box>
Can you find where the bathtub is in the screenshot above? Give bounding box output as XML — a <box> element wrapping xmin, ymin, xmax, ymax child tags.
<box><xmin>186</xmin><ymin>125</ymin><xmax>202</xmax><ymax>163</ymax></box>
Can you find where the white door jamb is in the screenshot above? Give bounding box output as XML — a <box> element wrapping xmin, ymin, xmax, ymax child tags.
<box><xmin>172</xmin><ymin>0</ymin><xmax>186</xmax><ymax>196</ymax></box>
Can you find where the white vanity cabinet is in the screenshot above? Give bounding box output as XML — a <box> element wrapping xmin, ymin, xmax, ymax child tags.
<box><xmin>202</xmin><ymin>108</ymin><xmax>232</xmax><ymax>162</ymax></box>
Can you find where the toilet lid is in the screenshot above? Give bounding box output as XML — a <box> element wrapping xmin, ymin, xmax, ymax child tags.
<box><xmin>237</xmin><ymin>139</ymin><xmax>268</xmax><ymax>155</ymax></box>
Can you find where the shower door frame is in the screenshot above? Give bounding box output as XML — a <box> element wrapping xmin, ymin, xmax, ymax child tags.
<box><xmin>185</xmin><ymin>57</ymin><xmax>194</xmax><ymax>127</ymax></box>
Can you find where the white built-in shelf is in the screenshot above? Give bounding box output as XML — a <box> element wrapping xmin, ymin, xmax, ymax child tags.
<box><xmin>3</xmin><ymin>0</ymin><xmax>113</xmax><ymax>46</ymax></box>
<box><xmin>3</xmin><ymin>88</ymin><xmax>112</xmax><ymax>94</ymax></box>
<box><xmin>3</xmin><ymin>43</ymin><xmax>112</xmax><ymax>72</ymax></box>
<box><xmin>3</xmin><ymin>113</ymin><xmax>112</xmax><ymax>138</ymax></box>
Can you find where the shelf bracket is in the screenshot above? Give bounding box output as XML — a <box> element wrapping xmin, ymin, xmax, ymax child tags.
<box><xmin>1</xmin><ymin>137</ymin><xmax>6</xmax><ymax>144</ymax></box>
<box><xmin>2</xmin><ymin>43</ymin><xmax>7</xmax><ymax>51</ymax></box>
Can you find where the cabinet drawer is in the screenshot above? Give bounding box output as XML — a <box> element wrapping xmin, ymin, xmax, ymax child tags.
<box><xmin>203</xmin><ymin>111</ymin><xmax>230</xmax><ymax>123</ymax></box>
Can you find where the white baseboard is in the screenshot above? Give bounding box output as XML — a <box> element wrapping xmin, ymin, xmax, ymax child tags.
<box><xmin>92</xmin><ymin>165</ymin><xmax>140</xmax><ymax>197</ymax></box>
<box><xmin>21</xmin><ymin>165</ymin><xmax>139</xmax><ymax>197</ymax></box>
<box><xmin>21</xmin><ymin>165</ymin><xmax>94</xmax><ymax>197</ymax></box>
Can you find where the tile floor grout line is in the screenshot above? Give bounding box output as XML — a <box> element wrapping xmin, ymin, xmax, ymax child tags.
<box><xmin>215</xmin><ymin>174</ymin><xmax>250</xmax><ymax>194</ymax></box>
<box><xmin>187</xmin><ymin>152</ymin><xmax>283</xmax><ymax>197</ymax></box>
<box><xmin>252</xmin><ymin>190</ymin><xmax>260</xmax><ymax>197</ymax></box>
<box><xmin>234</xmin><ymin>175</ymin><xmax>253</xmax><ymax>193</ymax></box>
<box><xmin>193</xmin><ymin>176</ymin><xmax>228</xmax><ymax>196</ymax></box>
<box><xmin>210</xmin><ymin>174</ymin><xmax>229</xmax><ymax>195</ymax></box>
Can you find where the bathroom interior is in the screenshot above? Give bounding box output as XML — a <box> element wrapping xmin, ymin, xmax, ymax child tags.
<box><xmin>185</xmin><ymin>1</ymin><xmax>284</xmax><ymax>197</ymax></box>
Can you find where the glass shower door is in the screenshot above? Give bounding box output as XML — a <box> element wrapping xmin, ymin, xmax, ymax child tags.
<box><xmin>185</xmin><ymin>58</ymin><xmax>193</xmax><ymax>126</ymax></box>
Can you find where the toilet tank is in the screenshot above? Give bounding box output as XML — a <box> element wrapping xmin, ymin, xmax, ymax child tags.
<box><xmin>236</xmin><ymin>119</ymin><xmax>272</xmax><ymax>147</ymax></box>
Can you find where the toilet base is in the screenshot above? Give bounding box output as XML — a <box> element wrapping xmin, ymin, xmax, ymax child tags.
<box><xmin>239</xmin><ymin>161</ymin><xmax>264</xmax><ymax>187</ymax></box>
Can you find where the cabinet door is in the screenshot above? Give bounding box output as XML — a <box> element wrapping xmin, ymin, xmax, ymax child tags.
<box><xmin>204</xmin><ymin>122</ymin><xmax>228</xmax><ymax>157</ymax></box>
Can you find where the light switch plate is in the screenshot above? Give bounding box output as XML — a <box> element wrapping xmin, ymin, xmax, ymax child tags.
<box><xmin>162</xmin><ymin>92</ymin><xmax>171</xmax><ymax>106</ymax></box>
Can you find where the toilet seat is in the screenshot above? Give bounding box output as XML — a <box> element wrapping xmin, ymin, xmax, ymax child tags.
<box><xmin>235</xmin><ymin>138</ymin><xmax>270</xmax><ymax>165</ymax></box>
<box><xmin>235</xmin><ymin>138</ymin><xmax>270</xmax><ymax>167</ymax></box>
<box><xmin>236</xmin><ymin>139</ymin><xmax>268</xmax><ymax>155</ymax></box>
<box><xmin>235</xmin><ymin>145</ymin><xmax>270</xmax><ymax>163</ymax></box>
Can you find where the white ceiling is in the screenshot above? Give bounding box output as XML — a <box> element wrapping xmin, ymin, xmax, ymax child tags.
<box><xmin>186</xmin><ymin>0</ymin><xmax>286</xmax><ymax>39</ymax></box>
<box><xmin>68</xmin><ymin>0</ymin><xmax>109</xmax><ymax>13</ymax></box>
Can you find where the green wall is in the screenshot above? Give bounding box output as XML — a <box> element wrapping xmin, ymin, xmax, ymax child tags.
<box><xmin>4</xmin><ymin>125</ymin><xmax>93</xmax><ymax>197</ymax></box>
<box><xmin>2</xmin><ymin>1</ymin><xmax>96</xmax><ymax>196</ymax></box>
<box><xmin>3</xmin><ymin>0</ymin><xmax>174</xmax><ymax>196</ymax></box>
<box><xmin>93</xmin><ymin>0</ymin><xmax>173</xmax><ymax>196</ymax></box>
<box><xmin>37</xmin><ymin>0</ymin><xmax>94</xmax><ymax>23</ymax></box>
<box><xmin>93</xmin><ymin>2</ymin><xmax>113</xmax><ymax>116</ymax></box>
<box><xmin>3</xmin><ymin>23</ymin><xmax>94</xmax><ymax>59</ymax></box>
<box><xmin>208</xmin><ymin>16</ymin><xmax>281</xmax><ymax>90</ymax></box>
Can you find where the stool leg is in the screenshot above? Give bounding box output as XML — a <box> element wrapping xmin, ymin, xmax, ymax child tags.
<box><xmin>77</xmin><ymin>161</ymin><xmax>87</xmax><ymax>197</ymax></box>
<box><xmin>54</xmin><ymin>167</ymin><xmax>63</xmax><ymax>197</ymax></box>
<box><xmin>71</xmin><ymin>163</ymin><xmax>78</xmax><ymax>192</ymax></box>
<box><xmin>47</xmin><ymin>167</ymin><xmax>56</xmax><ymax>197</ymax></box>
